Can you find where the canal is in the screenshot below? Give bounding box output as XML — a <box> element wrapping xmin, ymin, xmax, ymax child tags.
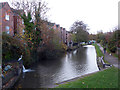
<box><xmin>14</xmin><ymin>45</ymin><xmax>99</xmax><ymax>88</ymax></box>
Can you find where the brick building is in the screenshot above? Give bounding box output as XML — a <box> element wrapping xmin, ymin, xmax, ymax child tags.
<box><xmin>11</xmin><ymin>8</ymin><xmax>24</xmax><ymax>36</ymax></box>
<box><xmin>47</xmin><ymin>22</ymin><xmax>72</xmax><ymax>46</ymax></box>
<box><xmin>63</xmin><ymin>28</ymin><xmax>67</xmax><ymax>44</ymax></box>
<box><xmin>0</xmin><ymin>2</ymin><xmax>14</xmax><ymax>36</ymax></box>
<box><xmin>0</xmin><ymin>2</ymin><xmax>24</xmax><ymax>36</ymax></box>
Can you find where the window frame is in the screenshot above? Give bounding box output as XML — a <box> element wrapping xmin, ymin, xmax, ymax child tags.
<box><xmin>5</xmin><ymin>26</ymin><xmax>10</xmax><ymax>34</ymax></box>
<box><xmin>5</xmin><ymin>13</ymin><xmax>9</xmax><ymax>21</ymax></box>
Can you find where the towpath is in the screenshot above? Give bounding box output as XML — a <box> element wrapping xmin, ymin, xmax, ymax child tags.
<box><xmin>97</xmin><ymin>43</ymin><xmax>120</xmax><ymax>69</ymax></box>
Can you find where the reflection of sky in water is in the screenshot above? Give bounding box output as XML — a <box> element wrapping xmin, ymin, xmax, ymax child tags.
<box><xmin>54</xmin><ymin>53</ymin><xmax>78</xmax><ymax>83</ymax></box>
<box><xmin>53</xmin><ymin>45</ymin><xmax>99</xmax><ymax>83</ymax></box>
<box><xmin>15</xmin><ymin>45</ymin><xmax>99</xmax><ymax>88</ymax></box>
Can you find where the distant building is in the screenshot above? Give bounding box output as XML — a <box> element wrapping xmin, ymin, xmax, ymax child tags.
<box><xmin>66</xmin><ymin>31</ymin><xmax>72</xmax><ymax>47</ymax></box>
<box><xmin>45</xmin><ymin>21</ymin><xmax>72</xmax><ymax>46</ymax></box>
<box><xmin>63</xmin><ymin>28</ymin><xmax>67</xmax><ymax>44</ymax></box>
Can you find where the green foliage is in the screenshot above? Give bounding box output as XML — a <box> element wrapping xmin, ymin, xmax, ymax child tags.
<box><xmin>56</xmin><ymin>67</ymin><xmax>119</xmax><ymax>88</ymax></box>
<box><xmin>96</xmin><ymin>30</ymin><xmax>120</xmax><ymax>53</ymax></box>
<box><xmin>21</xmin><ymin>13</ymin><xmax>34</xmax><ymax>34</ymax></box>
<box><xmin>96</xmin><ymin>32</ymin><xmax>106</xmax><ymax>44</ymax></box>
<box><xmin>108</xmin><ymin>39</ymin><xmax>117</xmax><ymax>53</ymax></box>
<box><xmin>2</xmin><ymin>34</ymin><xmax>24</xmax><ymax>62</ymax></box>
<box><xmin>71</xmin><ymin>34</ymin><xmax>77</xmax><ymax>43</ymax></box>
<box><xmin>2</xmin><ymin>33</ymin><xmax>32</xmax><ymax>67</ymax></box>
<box><xmin>71</xmin><ymin>21</ymin><xmax>89</xmax><ymax>43</ymax></box>
<box><xmin>96</xmin><ymin>39</ymin><xmax>101</xmax><ymax>43</ymax></box>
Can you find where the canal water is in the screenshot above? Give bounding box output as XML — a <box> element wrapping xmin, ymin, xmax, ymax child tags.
<box><xmin>14</xmin><ymin>45</ymin><xmax>99</xmax><ymax>88</ymax></box>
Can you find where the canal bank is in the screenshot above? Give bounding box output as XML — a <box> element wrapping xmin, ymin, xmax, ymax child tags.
<box><xmin>2</xmin><ymin>62</ymin><xmax>23</xmax><ymax>89</ymax></box>
<box><xmin>13</xmin><ymin>45</ymin><xmax>99</xmax><ymax>88</ymax></box>
<box><xmin>55</xmin><ymin>44</ymin><xmax>119</xmax><ymax>88</ymax></box>
<box><xmin>55</xmin><ymin>66</ymin><xmax>119</xmax><ymax>88</ymax></box>
<box><xmin>97</xmin><ymin>43</ymin><xmax>120</xmax><ymax>69</ymax></box>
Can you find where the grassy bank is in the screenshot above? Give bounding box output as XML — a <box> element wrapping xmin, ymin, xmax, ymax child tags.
<box><xmin>56</xmin><ymin>67</ymin><xmax>119</xmax><ymax>88</ymax></box>
<box><xmin>92</xmin><ymin>43</ymin><xmax>104</xmax><ymax>57</ymax></box>
<box><xmin>55</xmin><ymin>43</ymin><xmax>119</xmax><ymax>88</ymax></box>
<box><xmin>92</xmin><ymin>43</ymin><xmax>109</xmax><ymax>64</ymax></box>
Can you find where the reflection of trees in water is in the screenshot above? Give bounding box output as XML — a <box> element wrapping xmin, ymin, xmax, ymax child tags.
<box><xmin>71</xmin><ymin>47</ymin><xmax>87</xmax><ymax>60</ymax></box>
<box><xmin>14</xmin><ymin>46</ymin><xmax>97</xmax><ymax>88</ymax></box>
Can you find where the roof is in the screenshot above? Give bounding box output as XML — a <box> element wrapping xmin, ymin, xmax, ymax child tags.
<box><xmin>0</xmin><ymin>2</ymin><xmax>24</xmax><ymax>15</ymax></box>
<box><xmin>10</xmin><ymin>8</ymin><xmax>24</xmax><ymax>16</ymax></box>
<box><xmin>0</xmin><ymin>2</ymin><xmax>8</xmax><ymax>9</ymax></box>
<box><xmin>63</xmin><ymin>28</ymin><xmax>65</xmax><ymax>30</ymax></box>
<box><xmin>47</xmin><ymin>22</ymin><xmax>55</xmax><ymax>26</ymax></box>
<box><xmin>60</xmin><ymin>27</ymin><xmax>63</xmax><ymax>30</ymax></box>
<box><xmin>56</xmin><ymin>24</ymin><xmax>60</xmax><ymax>28</ymax></box>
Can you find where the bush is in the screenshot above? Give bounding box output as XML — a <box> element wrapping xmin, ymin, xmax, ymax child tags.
<box><xmin>97</xmin><ymin>39</ymin><xmax>101</xmax><ymax>43</ymax></box>
<box><xmin>2</xmin><ymin>34</ymin><xmax>32</xmax><ymax>67</ymax></box>
<box><xmin>2</xmin><ymin>34</ymin><xmax>24</xmax><ymax>62</ymax></box>
<box><xmin>108</xmin><ymin>39</ymin><xmax>117</xmax><ymax>53</ymax></box>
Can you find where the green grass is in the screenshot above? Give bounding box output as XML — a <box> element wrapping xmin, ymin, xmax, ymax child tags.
<box><xmin>55</xmin><ymin>67</ymin><xmax>119</xmax><ymax>88</ymax></box>
<box><xmin>92</xmin><ymin>43</ymin><xmax>104</xmax><ymax>57</ymax></box>
<box><xmin>92</xmin><ymin>43</ymin><xmax>109</xmax><ymax>64</ymax></box>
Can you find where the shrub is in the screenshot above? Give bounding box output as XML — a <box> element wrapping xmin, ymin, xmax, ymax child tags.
<box><xmin>2</xmin><ymin>34</ymin><xmax>32</xmax><ymax>67</ymax></box>
<box><xmin>108</xmin><ymin>39</ymin><xmax>117</xmax><ymax>53</ymax></box>
<box><xmin>2</xmin><ymin>34</ymin><xmax>24</xmax><ymax>62</ymax></box>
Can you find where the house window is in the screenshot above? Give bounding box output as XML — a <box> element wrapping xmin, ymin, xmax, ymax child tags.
<box><xmin>6</xmin><ymin>26</ymin><xmax>10</xmax><ymax>34</ymax></box>
<box><xmin>5</xmin><ymin>13</ymin><xmax>9</xmax><ymax>21</ymax></box>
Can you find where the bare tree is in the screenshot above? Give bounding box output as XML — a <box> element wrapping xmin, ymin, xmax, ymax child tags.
<box><xmin>11</xmin><ymin>0</ymin><xmax>49</xmax><ymax>21</ymax></box>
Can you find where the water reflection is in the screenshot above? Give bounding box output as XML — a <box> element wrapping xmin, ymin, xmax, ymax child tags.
<box><xmin>14</xmin><ymin>45</ymin><xmax>99</xmax><ymax>88</ymax></box>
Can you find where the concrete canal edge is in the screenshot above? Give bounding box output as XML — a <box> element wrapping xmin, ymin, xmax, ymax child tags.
<box><xmin>53</xmin><ymin>45</ymin><xmax>111</xmax><ymax>88</ymax></box>
<box><xmin>54</xmin><ymin>69</ymin><xmax>109</xmax><ymax>87</ymax></box>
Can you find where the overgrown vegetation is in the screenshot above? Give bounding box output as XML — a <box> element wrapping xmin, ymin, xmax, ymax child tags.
<box><xmin>2</xmin><ymin>33</ymin><xmax>32</xmax><ymax>66</ymax></box>
<box><xmin>89</xmin><ymin>29</ymin><xmax>120</xmax><ymax>59</ymax></box>
<box><xmin>97</xmin><ymin>30</ymin><xmax>120</xmax><ymax>53</ymax></box>
<box><xmin>2</xmin><ymin>34</ymin><xmax>24</xmax><ymax>62</ymax></box>
<box><xmin>56</xmin><ymin>67</ymin><xmax>119</xmax><ymax>88</ymax></box>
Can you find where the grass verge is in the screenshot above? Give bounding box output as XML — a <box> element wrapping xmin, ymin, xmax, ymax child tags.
<box><xmin>55</xmin><ymin>67</ymin><xmax>119</xmax><ymax>88</ymax></box>
<box><xmin>92</xmin><ymin>43</ymin><xmax>109</xmax><ymax>64</ymax></box>
<box><xmin>92</xmin><ymin>43</ymin><xmax>104</xmax><ymax>57</ymax></box>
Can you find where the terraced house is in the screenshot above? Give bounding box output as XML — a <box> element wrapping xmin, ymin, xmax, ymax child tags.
<box><xmin>0</xmin><ymin>2</ymin><xmax>24</xmax><ymax>36</ymax></box>
<box><xmin>47</xmin><ymin>22</ymin><xmax>72</xmax><ymax>45</ymax></box>
<box><xmin>0</xmin><ymin>2</ymin><xmax>72</xmax><ymax>47</ymax></box>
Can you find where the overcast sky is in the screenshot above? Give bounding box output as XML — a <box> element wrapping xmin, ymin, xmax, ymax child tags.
<box><xmin>1</xmin><ymin>0</ymin><xmax>119</xmax><ymax>34</ymax></box>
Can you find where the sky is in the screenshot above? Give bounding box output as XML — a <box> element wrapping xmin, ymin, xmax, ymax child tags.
<box><xmin>0</xmin><ymin>0</ymin><xmax>119</xmax><ymax>34</ymax></box>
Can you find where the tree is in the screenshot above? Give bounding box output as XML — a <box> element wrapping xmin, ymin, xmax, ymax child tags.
<box><xmin>107</xmin><ymin>29</ymin><xmax>120</xmax><ymax>53</ymax></box>
<box><xmin>70</xmin><ymin>20</ymin><xmax>89</xmax><ymax>43</ymax></box>
<box><xmin>71</xmin><ymin>33</ymin><xmax>77</xmax><ymax>43</ymax></box>
<box><xmin>11</xmin><ymin>0</ymin><xmax>49</xmax><ymax>20</ymax></box>
<box><xmin>96</xmin><ymin>31</ymin><xmax>105</xmax><ymax>43</ymax></box>
<box><xmin>10</xmin><ymin>0</ymin><xmax>49</xmax><ymax>63</ymax></box>
<box><xmin>89</xmin><ymin>34</ymin><xmax>97</xmax><ymax>40</ymax></box>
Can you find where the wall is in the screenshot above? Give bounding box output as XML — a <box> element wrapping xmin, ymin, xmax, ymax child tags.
<box><xmin>2</xmin><ymin>2</ymin><xmax>14</xmax><ymax>36</ymax></box>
